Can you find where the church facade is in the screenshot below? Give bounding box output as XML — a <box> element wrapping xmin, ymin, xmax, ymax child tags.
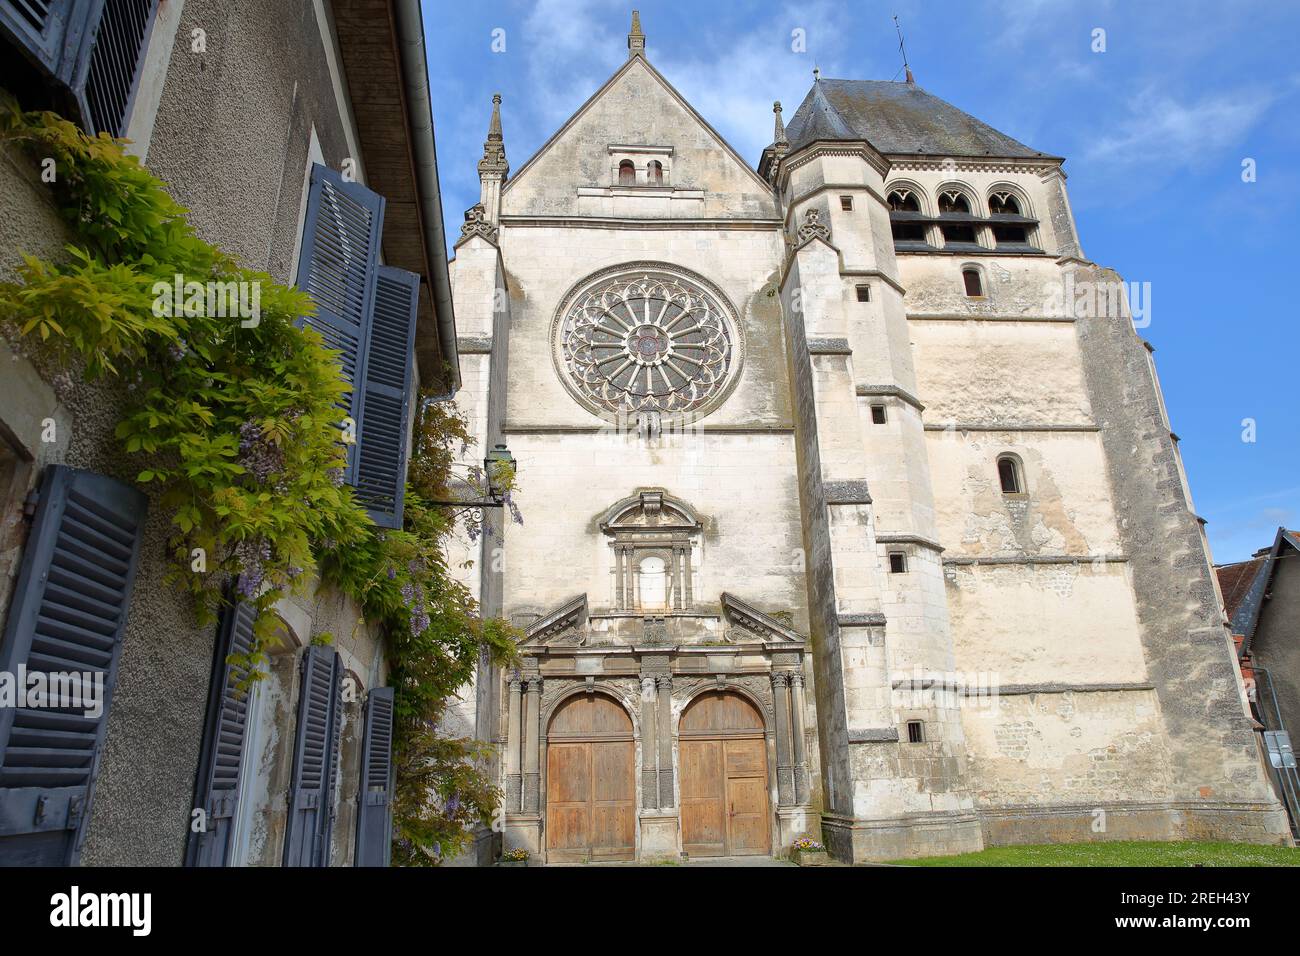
<box><xmin>446</xmin><ymin>14</ymin><xmax>1290</xmax><ymax>863</ymax></box>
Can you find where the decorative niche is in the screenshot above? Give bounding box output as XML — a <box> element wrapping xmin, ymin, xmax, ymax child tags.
<box><xmin>600</xmin><ymin>490</ymin><xmax>702</xmax><ymax>613</ymax></box>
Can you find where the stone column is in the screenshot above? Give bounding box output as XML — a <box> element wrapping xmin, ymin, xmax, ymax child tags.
<box><xmin>640</xmin><ymin>677</ymin><xmax>658</xmax><ymax>809</ymax></box>
<box><xmin>683</xmin><ymin>549</ymin><xmax>693</xmax><ymax>608</ymax></box>
<box><xmin>771</xmin><ymin>673</ymin><xmax>794</xmax><ymax>807</ymax></box>
<box><xmin>676</xmin><ymin>548</ymin><xmax>686</xmax><ymax>608</ymax></box>
<box><xmin>623</xmin><ymin>546</ymin><xmax>635</xmax><ymax>610</ymax></box>
<box><xmin>522</xmin><ymin>677</ymin><xmax>542</xmax><ymax>812</ymax></box>
<box><xmin>656</xmin><ymin>676</ymin><xmax>674</xmax><ymax>807</ymax></box>
<box><xmin>614</xmin><ymin>545</ymin><xmax>625</xmax><ymax>611</ymax></box>
<box><xmin>790</xmin><ymin>671</ymin><xmax>810</xmax><ymax>805</ymax></box>
<box><xmin>505</xmin><ymin>674</ymin><xmax>523</xmax><ymax>812</ymax></box>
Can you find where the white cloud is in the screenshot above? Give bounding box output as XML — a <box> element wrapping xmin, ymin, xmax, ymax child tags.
<box><xmin>1081</xmin><ymin>87</ymin><xmax>1277</xmax><ymax>171</ymax></box>
<box><xmin>508</xmin><ymin>1</ymin><xmax>859</xmax><ymax>173</ymax></box>
<box><xmin>654</xmin><ymin>2</ymin><xmax>857</xmax><ymax>163</ymax></box>
<box><xmin>520</xmin><ymin>0</ymin><xmax>625</xmax><ymax>130</ymax></box>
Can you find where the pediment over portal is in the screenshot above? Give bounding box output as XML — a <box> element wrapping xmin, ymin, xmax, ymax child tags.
<box><xmin>721</xmin><ymin>593</ymin><xmax>804</xmax><ymax>644</ymax></box>
<box><xmin>518</xmin><ymin>591</ymin><xmax>805</xmax><ymax>651</ymax></box>
<box><xmin>521</xmin><ymin>594</ymin><xmax>588</xmax><ymax>647</ymax></box>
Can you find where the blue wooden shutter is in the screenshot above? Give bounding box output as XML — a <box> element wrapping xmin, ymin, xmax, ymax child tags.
<box><xmin>319</xmin><ymin>657</ymin><xmax>344</xmax><ymax>867</ymax></box>
<box><xmin>185</xmin><ymin>599</ymin><xmax>255</xmax><ymax>867</ymax></box>
<box><xmin>80</xmin><ymin>0</ymin><xmax>160</xmax><ymax>136</ymax></box>
<box><xmin>0</xmin><ymin>465</ymin><xmax>147</xmax><ymax>866</ymax></box>
<box><xmin>0</xmin><ymin>0</ymin><xmax>158</xmax><ymax>137</ymax></box>
<box><xmin>354</xmin><ymin>686</ymin><xmax>394</xmax><ymax>867</ymax></box>
<box><xmin>355</xmin><ymin>266</ymin><xmax>419</xmax><ymax>529</ymax></box>
<box><xmin>295</xmin><ymin>164</ymin><xmax>386</xmax><ymax>485</ymax></box>
<box><xmin>282</xmin><ymin>645</ymin><xmax>342</xmax><ymax>867</ymax></box>
<box><xmin>0</xmin><ymin>0</ymin><xmax>97</xmax><ymax>84</ymax></box>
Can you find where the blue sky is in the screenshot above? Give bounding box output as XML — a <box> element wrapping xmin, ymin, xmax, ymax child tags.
<box><xmin>422</xmin><ymin>0</ymin><xmax>1299</xmax><ymax>564</ymax></box>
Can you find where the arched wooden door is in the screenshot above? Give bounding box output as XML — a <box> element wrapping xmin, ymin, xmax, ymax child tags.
<box><xmin>545</xmin><ymin>694</ymin><xmax>636</xmax><ymax>862</ymax></box>
<box><xmin>679</xmin><ymin>691</ymin><xmax>771</xmax><ymax>857</ymax></box>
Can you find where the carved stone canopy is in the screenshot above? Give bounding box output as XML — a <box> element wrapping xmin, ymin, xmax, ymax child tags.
<box><xmin>796</xmin><ymin>207</ymin><xmax>831</xmax><ymax>246</ymax></box>
<box><xmin>458</xmin><ymin>203</ymin><xmax>498</xmax><ymax>244</ymax></box>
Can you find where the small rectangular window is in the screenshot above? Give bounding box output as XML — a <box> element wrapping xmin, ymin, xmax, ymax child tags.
<box><xmin>840</xmin><ymin>195</ymin><xmax>853</xmax><ymax>211</ymax></box>
<box><xmin>871</xmin><ymin>404</ymin><xmax>887</xmax><ymax>425</ymax></box>
<box><xmin>963</xmin><ymin>269</ymin><xmax>984</xmax><ymax>297</ymax></box>
<box><xmin>888</xmin><ymin>551</ymin><xmax>907</xmax><ymax>574</ymax></box>
<box><xmin>906</xmin><ymin>720</ymin><xmax>925</xmax><ymax>743</ymax></box>
<box><xmin>855</xmin><ymin>284</ymin><xmax>870</xmax><ymax>302</ymax></box>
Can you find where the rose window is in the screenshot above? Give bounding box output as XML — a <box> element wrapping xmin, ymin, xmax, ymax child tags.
<box><xmin>554</xmin><ymin>267</ymin><xmax>740</xmax><ymax>418</ymax></box>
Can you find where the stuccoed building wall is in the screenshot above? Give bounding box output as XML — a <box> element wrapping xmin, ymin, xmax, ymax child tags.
<box><xmin>0</xmin><ymin>0</ymin><xmax>398</xmax><ymax>866</ymax></box>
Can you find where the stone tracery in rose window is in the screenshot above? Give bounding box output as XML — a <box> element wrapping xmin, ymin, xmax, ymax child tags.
<box><xmin>556</xmin><ymin>268</ymin><xmax>739</xmax><ymax>418</ymax></box>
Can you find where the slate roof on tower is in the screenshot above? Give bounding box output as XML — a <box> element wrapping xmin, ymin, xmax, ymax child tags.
<box><xmin>783</xmin><ymin>78</ymin><xmax>1058</xmax><ymax>160</ymax></box>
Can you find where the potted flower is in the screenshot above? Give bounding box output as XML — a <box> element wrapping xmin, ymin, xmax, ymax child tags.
<box><xmin>790</xmin><ymin>837</ymin><xmax>829</xmax><ymax>866</ymax></box>
<box><xmin>498</xmin><ymin>847</ymin><xmax>530</xmax><ymax>867</ymax></box>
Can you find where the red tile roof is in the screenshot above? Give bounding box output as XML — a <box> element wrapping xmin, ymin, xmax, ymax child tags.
<box><xmin>1216</xmin><ymin>557</ymin><xmax>1267</xmax><ymax>621</ymax></box>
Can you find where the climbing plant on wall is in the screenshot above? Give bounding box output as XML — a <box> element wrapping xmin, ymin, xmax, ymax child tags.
<box><xmin>0</xmin><ymin>98</ymin><xmax>517</xmax><ymax>864</ymax></box>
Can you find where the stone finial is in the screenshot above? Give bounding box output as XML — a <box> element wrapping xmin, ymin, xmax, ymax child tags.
<box><xmin>628</xmin><ymin>9</ymin><xmax>645</xmax><ymax>58</ymax></box>
<box><xmin>458</xmin><ymin>203</ymin><xmax>498</xmax><ymax>244</ymax></box>
<box><xmin>772</xmin><ymin>101</ymin><xmax>788</xmax><ymax>149</ymax></box>
<box><xmin>477</xmin><ymin>92</ymin><xmax>509</xmax><ymax>181</ymax></box>
<box><xmin>812</xmin><ymin>65</ymin><xmax>820</xmax><ymax>80</ymax></box>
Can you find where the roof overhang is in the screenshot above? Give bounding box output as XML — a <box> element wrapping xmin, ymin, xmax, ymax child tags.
<box><xmin>331</xmin><ymin>0</ymin><xmax>460</xmax><ymax>396</ymax></box>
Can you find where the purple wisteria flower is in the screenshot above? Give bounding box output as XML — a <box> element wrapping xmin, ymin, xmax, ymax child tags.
<box><xmin>234</xmin><ymin>538</ymin><xmax>273</xmax><ymax>598</ymax></box>
<box><xmin>237</xmin><ymin>420</ymin><xmax>285</xmax><ymax>482</ymax></box>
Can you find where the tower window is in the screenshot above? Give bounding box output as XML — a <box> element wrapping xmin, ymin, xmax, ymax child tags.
<box><xmin>938</xmin><ymin>191</ymin><xmax>977</xmax><ymax>245</ymax></box>
<box><xmin>649</xmin><ymin>160</ymin><xmax>664</xmax><ymax>186</ymax></box>
<box><xmin>618</xmin><ymin>160</ymin><xmax>636</xmax><ymax>185</ymax></box>
<box><xmin>989</xmin><ymin>192</ymin><xmax>1029</xmax><ymax>246</ymax></box>
<box><xmin>871</xmin><ymin>404</ymin><xmax>887</xmax><ymax>425</ymax></box>
<box><xmin>840</xmin><ymin>195</ymin><xmax>854</xmax><ymax>211</ymax></box>
<box><xmin>997</xmin><ymin>455</ymin><xmax>1023</xmax><ymax>495</ymax></box>
<box><xmin>906</xmin><ymin>720</ymin><xmax>925</xmax><ymax>743</ymax></box>
<box><xmin>887</xmin><ymin>189</ymin><xmax>927</xmax><ymax>244</ymax></box>
<box><xmin>856</xmin><ymin>284</ymin><xmax>871</xmax><ymax>302</ymax></box>
<box><xmin>962</xmin><ymin>268</ymin><xmax>983</xmax><ymax>297</ymax></box>
<box><xmin>889</xmin><ymin>551</ymin><xmax>908</xmax><ymax>574</ymax></box>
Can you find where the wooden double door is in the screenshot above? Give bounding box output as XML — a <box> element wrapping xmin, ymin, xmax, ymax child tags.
<box><xmin>680</xmin><ymin>692</ymin><xmax>771</xmax><ymax>857</ymax></box>
<box><xmin>545</xmin><ymin>695</ymin><xmax>636</xmax><ymax>862</ymax></box>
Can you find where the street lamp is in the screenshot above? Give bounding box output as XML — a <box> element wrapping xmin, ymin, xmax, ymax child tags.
<box><xmin>484</xmin><ymin>443</ymin><xmax>516</xmax><ymax>501</ymax></box>
<box><xmin>428</xmin><ymin>442</ymin><xmax>516</xmax><ymax>511</ymax></box>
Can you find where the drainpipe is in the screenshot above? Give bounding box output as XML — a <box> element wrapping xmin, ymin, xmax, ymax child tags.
<box><xmin>1252</xmin><ymin>665</ymin><xmax>1300</xmax><ymax>837</ymax></box>
<box><xmin>393</xmin><ymin>0</ymin><xmax>461</xmax><ymax>399</ymax></box>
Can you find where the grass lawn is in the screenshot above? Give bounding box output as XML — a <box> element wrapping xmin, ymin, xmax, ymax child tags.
<box><xmin>893</xmin><ymin>841</ymin><xmax>1300</xmax><ymax>867</ymax></box>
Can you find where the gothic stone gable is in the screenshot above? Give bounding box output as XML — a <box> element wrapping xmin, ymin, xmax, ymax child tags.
<box><xmin>502</xmin><ymin>56</ymin><xmax>779</xmax><ymax>221</ymax></box>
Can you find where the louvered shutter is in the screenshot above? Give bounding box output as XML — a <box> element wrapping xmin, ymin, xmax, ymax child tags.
<box><xmin>353</xmin><ymin>686</ymin><xmax>394</xmax><ymax>867</ymax></box>
<box><xmin>185</xmin><ymin>599</ymin><xmax>255</xmax><ymax>867</ymax></box>
<box><xmin>318</xmin><ymin>657</ymin><xmax>344</xmax><ymax>868</ymax></box>
<box><xmin>0</xmin><ymin>0</ymin><xmax>96</xmax><ymax>84</ymax></box>
<box><xmin>295</xmin><ymin>164</ymin><xmax>386</xmax><ymax>485</ymax></box>
<box><xmin>0</xmin><ymin>465</ymin><xmax>147</xmax><ymax>866</ymax></box>
<box><xmin>282</xmin><ymin>645</ymin><xmax>342</xmax><ymax>867</ymax></box>
<box><xmin>355</xmin><ymin>266</ymin><xmax>418</xmax><ymax>529</ymax></box>
<box><xmin>80</xmin><ymin>0</ymin><xmax>159</xmax><ymax>137</ymax></box>
<box><xmin>0</xmin><ymin>0</ymin><xmax>158</xmax><ymax>137</ymax></box>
